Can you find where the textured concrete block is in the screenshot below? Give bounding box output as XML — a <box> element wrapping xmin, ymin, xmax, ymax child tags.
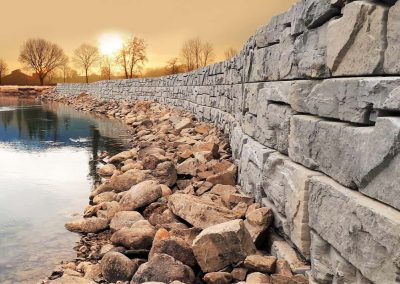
<box><xmin>289</xmin><ymin>115</ymin><xmax>400</xmax><ymax>210</ymax></box>
<box><xmin>384</xmin><ymin>1</ymin><xmax>400</xmax><ymax>74</ymax></box>
<box><xmin>262</xmin><ymin>152</ymin><xmax>322</xmax><ymax>258</ymax></box>
<box><xmin>309</xmin><ymin>176</ymin><xmax>400</xmax><ymax>283</ymax></box>
<box><xmin>327</xmin><ymin>1</ymin><xmax>389</xmax><ymax>76</ymax></box>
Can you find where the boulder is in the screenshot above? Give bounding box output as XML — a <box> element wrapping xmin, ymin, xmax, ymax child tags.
<box><xmin>244</xmin><ymin>255</ymin><xmax>277</xmax><ymax>274</ymax></box>
<box><xmin>384</xmin><ymin>1</ymin><xmax>400</xmax><ymax>74</ymax></box>
<box><xmin>231</xmin><ymin>267</ymin><xmax>248</xmax><ymax>281</ymax></box>
<box><xmin>206</xmin><ymin>165</ymin><xmax>237</xmax><ymax>186</ymax></box>
<box><xmin>131</xmin><ymin>253</ymin><xmax>195</xmax><ymax>284</ymax></box>
<box><xmin>119</xmin><ymin>180</ymin><xmax>162</xmax><ymax>211</ymax></box>
<box><xmin>109</xmin><ymin>150</ymin><xmax>134</xmax><ymax>164</ymax></box>
<box><xmin>97</xmin><ymin>164</ymin><xmax>116</xmax><ymax>176</ymax></box>
<box><xmin>168</xmin><ymin>194</ymin><xmax>239</xmax><ymax>229</ymax></box>
<box><xmin>101</xmin><ymin>252</ymin><xmax>138</xmax><ymax>282</ymax></box>
<box><xmin>109</xmin><ymin>211</ymin><xmax>144</xmax><ymax>231</ymax></box>
<box><xmin>149</xmin><ymin>237</ymin><xmax>197</xmax><ymax>267</ymax></box>
<box><xmin>92</xmin><ymin>191</ymin><xmax>117</xmax><ymax>205</ymax></box>
<box><xmin>83</xmin><ymin>264</ymin><xmax>102</xmax><ymax>280</ymax></box>
<box><xmin>91</xmin><ymin>169</ymin><xmax>149</xmax><ymax>197</ymax></box>
<box><xmin>152</xmin><ymin>161</ymin><xmax>177</xmax><ymax>187</ymax></box>
<box><xmin>203</xmin><ymin>272</ymin><xmax>232</xmax><ymax>284</ymax></box>
<box><xmin>176</xmin><ymin>158</ymin><xmax>198</xmax><ymax>176</ymax></box>
<box><xmin>246</xmin><ymin>272</ymin><xmax>271</xmax><ymax>284</ymax></box>
<box><xmin>65</xmin><ymin>217</ymin><xmax>108</xmax><ymax>234</ymax></box>
<box><xmin>192</xmin><ymin>219</ymin><xmax>256</xmax><ymax>272</ymax></box>
<box><xmin>244</xmin><ymin>208</ymin><xmax>274</xmax><ymax>245</ymax></box>
<box><xmin>111</xmin><ymin>220</ymin><xmax>156</xmax><ymax>250</ymax></box>
<box><xmin>174</xmin><ymin>118</ymin><xmax>193</xmax><ymax>131</ymax></box>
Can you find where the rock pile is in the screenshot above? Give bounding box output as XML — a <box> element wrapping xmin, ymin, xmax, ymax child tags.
<box><xmin>42</xmin><ymin>93</ymin><xmax>308</xmax><ymax>284</ymax></box>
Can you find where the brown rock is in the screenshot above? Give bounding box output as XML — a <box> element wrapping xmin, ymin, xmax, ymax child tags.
<box><xmin>97</xmin><ymin>164</ymin><xmax>116</xmax><ymax>176</ymax></box>
<box><xmin>194</xmin><ymin>181</ymin><xmax>214</xmax><ymax>195</ymax></box>
<box><xmin>221</xmin><ymin>192</ymin><xmax>254</xmax><ymax>208</ymax></box>
<box><xmin>210</xmin><ymin>160</ymin><xmax>234</xmax><ymax>174</ymax></box>
<box><xmin>138</xmin><ymin>146</ymin><xmax>166</xmax><ymax>160</ymax></box>
<box><xmin>149</xmin><ymin>237</ymin><xmax>197</xmax><ymax>267</ymax></box>
<box><xmin>168</xmin><ymin>194</ymin><xmax>239</xmax><ymax>229</ymax></box>
<box><xmin>206</xmin><ymin>165</ymin><xmax>237</xmax><ymax>186</ymax></box>
<box><xmin>83</xmin><ymin>264</ymin><xmax>101</xmax><ymax>280</ymax></box>
<box><xmin>203</xmin><ymin>272</ymin><xmax>233</xmax><ymax>284</ymax></box>
<box><xmin>152</xmin><ymin>161</ymin><xmax>177</xmax><ymax>187</ymax></box>
<box><xmin>119</xmin><ymin>180</ymin><xmax>162</xmax><ymax>211</ymax></box>
<box><xmin>96</xmin><ymin>201</ymin><xmax>121</xmax><ymax>221</ymax></box>
<box><xmin>174</xmin><ymin>118</ymin><xmax>193</xmax><ymax>131</ymax></box>
<box><xmin>275</xmin><ymin>260</ymin><xmax>292</xmax><ymax>277</ymax></box>
<box><xmin>244</xmin><ymin>208</ymin><xmax>274</xmax><ymax>245</ymax></box>
<box><xmin>194</xmin><ymin>124</ymin><xmax>211</xmax><ymax>135</ymax></box>
<box><xmin>50</xmin><ymin>276</ymin><xmax>96</xmax><ymax>284</ymax></box>
<box><xmin>101</xmin><ymin>252</ymin><xmax>138</xmax><ymax>283</ymax></box>
<box><xmin>246</xmin><ymin>272</ymin><xmax>271</xmax><ymax>284</ymax></box>
<box><xmin>192</xmin><ymin>142</ymin><xmax>219</xmax><ymax>158</ymax></box>
<box><xmin>160</xmin><ymin>184</ymin><xmax>172</xmax><ymax>196</ymax></box>
<box><xmin>110</xmin><ymin>220</ymin><xmax>156</xmax><ymax>250</ymax></box>
<box><xmin>270</xmin><ymin>274</ymin><xmax>308</xmax><ymax>284</ymax></box>
<box><xmin>131</xmin><ymin>253</ymin><xmax>195</xmax><ymax>284</ymax></box>
<box><xmin>192</xmin><ymin>219</ymin><xmax>256</xmax><ymax>272</ymax></box>
<box><xmin>92</xmin><ymin>192</ymin><xmax>117</xmax><ymax>205</ymax></box>
<box><xmin>65</xmin><ymin>217</ymin><xmax>108</xmax><ymax>234</ymax></box>
<box><xmin>176</xmin><ymin>158</ymin><xmax>198</xmax><ymax>176</ymax></box>
<box><xmin>210</xmin><ymin>184</ymin><xmax>237</xmax><ymax>196</ymax></box>
<box><xmin>109</xmin><ymin>211</ymin><xmax>144</xmax><ymax>232</ymax></box>
<box><xmin>244</xmin><ymin>255</ymin><xmax>277</xmax><ymax>274</ymax></box>
<box><xmin>231</xmin><ymin>267</ymin><xmax>248</xmax><ymax>281</ymax></box>
<box><xmin>109</xmin><ymin>150</ymin><xmax>134</xmax><ymax>164</ymax></box>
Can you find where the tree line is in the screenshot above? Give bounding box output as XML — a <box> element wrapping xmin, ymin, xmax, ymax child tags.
<box><xmin>0</xmin><ymin>37</ymin><xmax>239</xmax><ymax>86</ymax></box>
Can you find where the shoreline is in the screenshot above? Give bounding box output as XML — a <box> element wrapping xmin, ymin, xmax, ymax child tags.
<box><xmin>39</xmin><ymin>92</ymin><xmax>309</xmax><ymax>284</ymax></box>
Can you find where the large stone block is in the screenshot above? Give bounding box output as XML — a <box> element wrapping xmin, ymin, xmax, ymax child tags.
<box><xmin>327</xmin><ymin>1</ymin><xmax>389</xmax><ymax>76</ymax></box>
<box><xmin>309</xmin><ymin>176</ymin><xmax>400</xmax><ymax>284</ymax></box>
<box><xmin>384</xmin><ymin>1</ymin><xmax>400</xmax><ymax>74</ymax></box>
<box><xmin>289</xmin><ymin>115</ymin><xmax>400</xmax><ymax>210</ymax></box>
<box><xmin>262</xmin><ymin>152</ymin><xmax>322</xmax><ymax>259</ymax></box>
<box><xmin>288</xmin><ymin>77</ymin><xmax>400</xmax><ymax>124</ymax></box>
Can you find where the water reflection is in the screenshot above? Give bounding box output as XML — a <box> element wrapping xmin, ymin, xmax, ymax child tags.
<box><xmin>0</xmin><ymin>96</ymin><xmax>130</xmax><ymax>283</ymax></box>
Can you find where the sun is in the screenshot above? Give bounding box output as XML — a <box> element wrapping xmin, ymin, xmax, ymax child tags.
<box><xmin>99</xmin><ymin>33</ymin><xmax>123</xmax><ymax>56</ymax></box>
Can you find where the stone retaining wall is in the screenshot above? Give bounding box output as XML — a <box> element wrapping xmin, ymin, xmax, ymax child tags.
<box><xmin>56</xmin><ymin>0</ymin><xmax>400</xmax><ymax>283</ymax></box>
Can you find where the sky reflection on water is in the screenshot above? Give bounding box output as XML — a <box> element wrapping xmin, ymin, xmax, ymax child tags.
<box><xmin>0</xmin><ymin>97</ymin><xmax>129</xmax><ymax>283</ymax></box>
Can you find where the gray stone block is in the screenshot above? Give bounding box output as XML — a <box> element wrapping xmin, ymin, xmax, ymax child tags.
<box><xmin>309</xmin><ymin>176</ymin><xmax>400</xmax><ymax>284</ymax></box>
<box><xmin>384</xmin><ymin>1</ymin><xmax>400</xmax><ymax>74</ymax></box>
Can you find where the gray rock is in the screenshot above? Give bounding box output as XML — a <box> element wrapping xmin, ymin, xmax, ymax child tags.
<box><xmin>309</xmin><ymin>175</ymin><xmax>400</xmax><ymax>283</ymax></box>
<box><xmin>327</xmin><ymin>1</ymin><xmax>388</xmax><ymax>76</ymax></box>
<box><xmin>384</xmin><ymin>1</ymin><xmax>400</xmax><ymax>74</ymax></box>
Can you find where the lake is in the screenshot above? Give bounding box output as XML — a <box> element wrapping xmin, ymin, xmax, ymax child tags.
<box><xmin>0</xmin><ymin>96</ymin><xmax>130</xmax><ymax>283</ymax></box>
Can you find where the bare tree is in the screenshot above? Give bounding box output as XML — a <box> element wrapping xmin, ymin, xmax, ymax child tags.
<box><xmin>73</xmin><ymin>44</ymin><xmax>101</xmax><ymax>83</ymax></box>
<box><xmin>116</xmin><ymin>37</ymin><xmax>147</xmax><ymax>79</ymax></box>
<box><xmin>165</xmin><ymin>57</ymin><xmax>181</xmax><ymax>74</ymax></box>
<box><xmin>224</xmin><ymin>47</ymin><xmax>238</xmax><ymax>60</ymax></box>
<box><xmin>0</xmin><ymin>59</ymin><xmax>8</xmax><ymax>85</ymax></box>
<box><xmin>18</xmin><ymin>39</ymin><xmax>67</xmax><ymax>86</ymax></box>
<box><xmin>60</xmin><ymin>58</ymin><xmax>70</xmax><ymax>83</ymax></box>
<box><xmin>101</xmin><ymin>56</ymin><xmax>112</xmax><ymax>80</ymax></box>
<box><xmin>181</xmin><ymin>38</ymin><xmax>214</xmax><ymax>72</ymax></box>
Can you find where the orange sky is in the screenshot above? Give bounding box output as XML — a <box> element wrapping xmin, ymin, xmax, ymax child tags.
<box><xmin>0</xmin><ymin>0</ymin><xmax>296</xmax><ymax>73</ymax></box>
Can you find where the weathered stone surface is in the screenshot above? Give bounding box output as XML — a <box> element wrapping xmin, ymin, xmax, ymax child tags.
<box><xmin>244</xmin><ymin>255</ymin><xmax>277</xmax><ymax>274</ymax></box>
<box><xmin>176</xmin><ymin>158</ymin><xmax>198</xmax><ymax>176</ymax></box>
<box><xmin>327</xmin><ymin>1</ymin><xmax>388</xmax><ymax>76</ymax></box>
<box><xmin>131</xmin><ymin>253</ymin><xmax>195</xmax><ymax>284</ymax></box>
<box><xmin>309</xmin><ymin>176</ymin><xmax>400</xmax><ymax>283</ymax></box>
<box><xmin>168</xmin><ymin>194</ymin><xmax>238</xmax><ymax>229</ymax></box>
<box><xmin>152</xmin><ymin>161</ymin><xmax>177</xmax><ymax>187</ymax></box>
<box><xmin>289</xmin><ymin>115</ymin><xmax>400</xmax><ymax>210</ymax></box>
<box><xmin>92</xmin><ymin>169</ymin><xmax>148</xmax><ymax>197</ymax></box>
<box><xmin>92</xmin><ymin>191</ymin><xmax>117</xmax><ymax>205</ymax></box>
<box><xmin>101</xmin><ymin>252</ymin><xmax>138</xmax><ymax>282</ymax></box>
<box><xmin>192</xmin><ymin>219</ymin><xmax>256</xmax><ymax>272</ymax></box>
<box><xmin>109</xmin><ymin>211</ymin><xmax>144</xmax><ymax>231</ymax></box>
<box><xmin>262</xmin><ymin>152</ymin><xmax>321</xmax><ymax>258</ymax></box>
<box><xmin>203</xmin><ymin>272</ymin><xmax>233</xmax><ymax>284</ymax></box>
<box><xmin>119</xmin><ymin>180</ymin><xmax>162</xmax><ymax>211</ymax></box>
<box><xmin>246</xmin><ymin>272</ymin><xmax>271</xmax><ymax>284</ymax></box>
<box><xmin>65</xmin><ymin>217</ymin><xmax>108</xmax><ymax>234</ymax></box>
<box><xmin>244</xmin><ymin>207</ymin><xmax>274</xmax><ymax>247</ymax></box>
<box><xmin>149</xmin><ymin>237</ymin><xmax>197</xmax><ymax>268</ymax></box>
<box><xmin>110</xmin><ymin>220</ymin><xmax>156</xmax><ymax>250</ymax></box>
<box><xmin>384</xmin><ymin>1</ymin><xmax>400</xmax><ymax>74</ymax></box>
<box><xmin>50</xmin><ymin>276</ymin><xmax>96</xmax><ymax>284</ymax></box>
<box><xmin>109</xmin><ymin>150</ymin><xmax>134</xmax><ymax>163</ymax></box>
<box><xmin>97</xmin><ymin>164</ymin><xmax>116</xmax><ymax>176</ymax></box>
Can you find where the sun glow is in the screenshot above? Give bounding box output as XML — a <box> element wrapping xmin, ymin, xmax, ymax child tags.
<box><xmin>99</xmin><ymin>33</ymin><xmax>123</xmax><ymax>56</ymax></box>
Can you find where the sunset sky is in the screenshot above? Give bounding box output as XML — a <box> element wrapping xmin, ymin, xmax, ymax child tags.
<box><xmin>0</xmin><ymin>0</ymin><xmax>296</xmax><ymax>73</ymax></box>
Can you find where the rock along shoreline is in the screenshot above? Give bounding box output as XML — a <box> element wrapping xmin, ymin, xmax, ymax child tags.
<box><xmin>39</xmin><ymin>91</ymin><xmax>309</xmax><ymax>284</ymax></box>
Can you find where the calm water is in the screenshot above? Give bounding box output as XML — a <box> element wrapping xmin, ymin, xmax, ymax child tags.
<box><xmin>0</xmin><ymin>96</ymin><xmax>130</xmax><ymax>283</ymax></box>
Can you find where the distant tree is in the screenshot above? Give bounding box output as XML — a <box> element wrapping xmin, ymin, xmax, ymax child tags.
<box><xmin>100</xmin><ymin>56</ymin><xmax>112</xmax><ymax>80</ymax></box>
<box><xmin>73</xmin><ymin>44</ymin><xmax>101</xmax><ymax>83</ymax></box>
<box><xmin>181</xmin><ymin>38</ymin><xmax>214</xmax><ymax>72</ymax></box>
<box><xmin>116</xmin><ymin>37</ymin><xmax>147</xmax><ymax>79</ymax></box>
<box><xmin>165</xmin><ymin>57</ymin><xmax>181</xmax><ymax>74</ymax></box>
<box><xmin>224</xmin><ymin>47</ymin><xmax>238</xmax><ymax>60</ymax></box>
<box><xmin>0</xmin><ymin>59</ymin><xmax>8</xmax><ymax>85</ymax></box>
<box><xmin>60</xmin><ymin>58</ymin><xmax>71</xmax><ymax>83</ymax></box>
<box><xmin>18</xmin><ymin>38</ymin><xmax>68</xmax><ymax>86</ymax></box>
